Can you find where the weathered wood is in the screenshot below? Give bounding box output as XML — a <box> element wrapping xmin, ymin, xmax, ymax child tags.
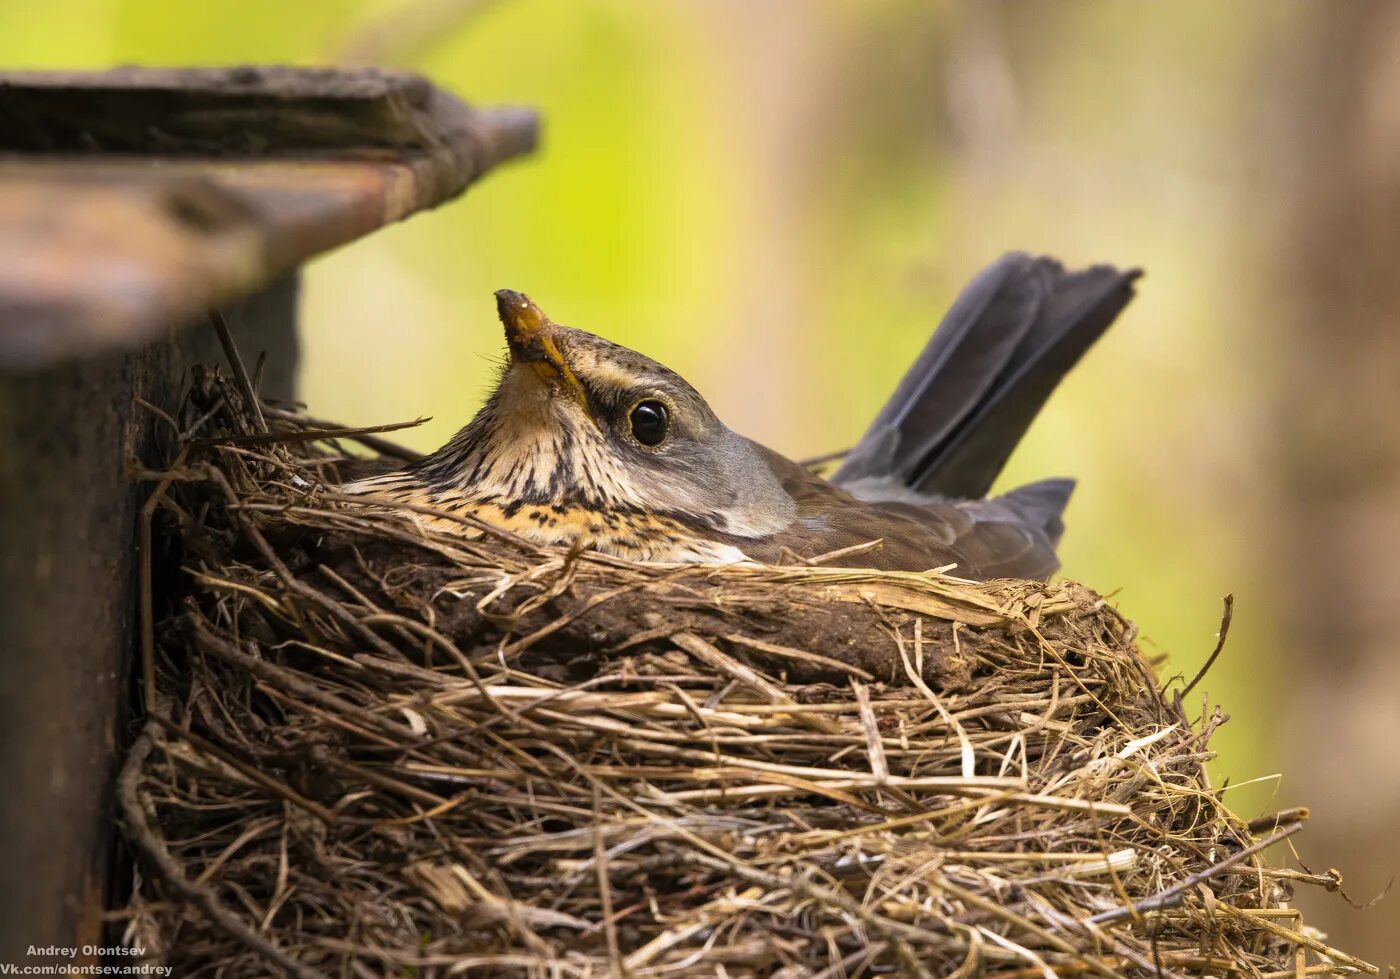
<box><xmin>0</xmin><ymin>67</ymin><xmax>538</xmax><ymax>370</ymax></box>
<box><xmin>0</xmin><ymin>66</ymin><xmax>479</xmax><ymax>155</ymax></box>
<box><xmin>0</xmin><ymin>65</ymin><xmax>539</xmax><ymax>965</ymax></box>
<box><xmin>0</xmin><ymin>279</ymin><xmax>297</xmax><ymax>964</ymax></box>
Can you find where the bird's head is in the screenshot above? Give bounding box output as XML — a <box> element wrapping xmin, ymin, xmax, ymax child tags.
<box><xmin>412</xmin><ymin>291</ymin><xmax>796</xmax><ymax>539</ymax></box>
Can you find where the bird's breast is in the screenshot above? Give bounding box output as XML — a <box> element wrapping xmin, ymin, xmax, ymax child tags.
<box><xmin>343</xmin><ymin>477</ymin><xmax>750</xmax><ymax>564</ymax></box>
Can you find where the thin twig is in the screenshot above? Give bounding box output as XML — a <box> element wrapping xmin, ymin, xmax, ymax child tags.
<box><xmin>189</xmin><ymin>417</ymin><xmax>430</xmax><ymax>451</ymax></box>
<box><xmin>264</xmin><ymin>406</ymin><xmax>424</xmax><ymax>461</ymax></box>
<box><xmin>138</xmin><ymin>447</ymin><xmax>187</xmax><ymax>714</ymax></box>
<box><xmin>118</xmin><ymin>723</ymin><xmax>329</xmax><ymax>979</ymax></box>
<box><xmin>209</xmin><ymin>309</ymin><xmax>267</xmax><ymax>433</ymax></box>
<box><xmin>797</xmin><ymin>447</ymin><xmax>850</xmax><ymax>470</ymax></box>
<box><xmin>1089</xmin><ymin>820</ymin><xmax>1304</xmax><ymax>924</ymax></box>
<box><xmin>1182</xmin><ymin>594</ymin><xmax>1234</xmax><ymax>698</ymax></box>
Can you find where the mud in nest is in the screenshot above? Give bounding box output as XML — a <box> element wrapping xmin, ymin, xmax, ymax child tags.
<box><xmin>117</xmin><ymin>367</ymin><xmax>1374</xmax><ymax>977</ymax></box>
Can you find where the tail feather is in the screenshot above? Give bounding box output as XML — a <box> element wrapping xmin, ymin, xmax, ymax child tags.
<box><xmin>996</xmin><ymin>476</ymin><xmax>1077</xmax><ymax>549</ymax></box>
<box><xmin>833</xmin><ymin>253</ymin><xmax>1139</xmax><ymax>500</ymax></box>
<box><xmin>950</xmin><ymin>477</ymin><xmax>1079</xmax><ymax>580</ymax></box>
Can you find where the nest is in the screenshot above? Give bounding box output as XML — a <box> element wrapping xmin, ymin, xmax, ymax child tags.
<box><xmin>117</xmin><ymin>365</ymin><xmax>1376</xmax><ymax>978</ymax></box>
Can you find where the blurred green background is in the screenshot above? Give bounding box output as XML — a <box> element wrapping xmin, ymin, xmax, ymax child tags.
<box><xmin>5</xmin><ymin>0</ymin><xmax>1396</xmax><ymax>961</ymax></box>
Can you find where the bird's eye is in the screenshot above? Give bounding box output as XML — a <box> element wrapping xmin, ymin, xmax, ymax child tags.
<box><xmin>629</xmin><ymin>400</ymin><xmax>669</xmax><ymax>447</ymax></box>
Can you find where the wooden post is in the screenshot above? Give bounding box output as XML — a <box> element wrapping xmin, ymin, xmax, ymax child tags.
<box><xmin>0</xmin><ymin>67</ymin><xmax>537</xmax><ymax>962</ymax></box>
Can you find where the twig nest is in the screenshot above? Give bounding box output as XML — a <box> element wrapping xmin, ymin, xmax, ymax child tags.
<box><xmin>120</xmin><ymin>370</ymin><xmax>1372</xmax><ymax>977</ymax></box>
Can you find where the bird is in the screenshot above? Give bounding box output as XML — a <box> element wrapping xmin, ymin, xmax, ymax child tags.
<box><xmin>344</xmin><ymin>253</ymin><xmax>1139</xmax><ymax>580</ymax></box>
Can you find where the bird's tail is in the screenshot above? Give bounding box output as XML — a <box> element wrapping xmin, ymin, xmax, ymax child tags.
<box><xmin>832</xmin><ymin>253</ymin><xmax>1139</xmax><ymax>501</ymax></box>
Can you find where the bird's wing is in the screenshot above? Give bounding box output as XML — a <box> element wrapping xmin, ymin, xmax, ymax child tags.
<box><xmin>749</xmin><ymin>446</ymin><xmax>1066</xmax><ymax>580</ymax></box>
<box><xmin>833</xmin><ymin>253</ymin><xmax>1139</xmax><ymax>500</ymax></box>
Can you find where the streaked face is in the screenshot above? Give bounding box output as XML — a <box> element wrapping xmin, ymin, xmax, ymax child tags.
<box><xmin>413</xmin><ymin>292</ymin><xmax>797</xmax><ymax>541</ymax></box>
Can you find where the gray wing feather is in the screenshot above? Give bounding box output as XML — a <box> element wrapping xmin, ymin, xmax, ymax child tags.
<box><xmin>833</xmin><ymin>254</ymin><xmax>1139</xmax><ymax>501</ymax></box>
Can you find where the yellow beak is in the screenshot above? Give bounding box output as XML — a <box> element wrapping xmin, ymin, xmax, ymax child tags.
<box><xmin>494</xmin><ymin>290</ymin><xmax>596</xmax><ymax>422</ymax></box>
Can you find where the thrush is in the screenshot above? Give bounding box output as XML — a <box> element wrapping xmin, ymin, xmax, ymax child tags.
<box><xmin>345</xmin><ymin>253</ymin><xmax>1139</xmax><ymax>579</ymax></box>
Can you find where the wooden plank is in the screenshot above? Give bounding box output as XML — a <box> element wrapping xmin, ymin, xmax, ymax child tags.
<box><xmin>0</xmin><ymin>67</ymin><xmax>538</xmax><ymax>369</ymax></box>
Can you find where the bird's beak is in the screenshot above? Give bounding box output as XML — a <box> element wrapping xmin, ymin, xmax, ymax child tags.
<box><xmin>495</xmin><ymin>289</ymin><xmax>595</xmax><ymax>422</ymax></box>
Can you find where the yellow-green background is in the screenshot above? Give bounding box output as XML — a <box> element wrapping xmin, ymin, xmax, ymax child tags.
<box><xmin>4</xmin><ymin>0</ymin><xmax>1393</xmax><ymax>962</ymax></box>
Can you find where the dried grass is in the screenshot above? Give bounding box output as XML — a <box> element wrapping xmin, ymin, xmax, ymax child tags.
<box><xmin>117</xmin><ymin>366</ymin><xmax>1376</xmax><ymax>977</ymax></box>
